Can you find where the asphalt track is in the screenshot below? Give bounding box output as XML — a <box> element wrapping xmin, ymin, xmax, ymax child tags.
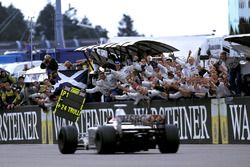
<box><xmin>0</xmin><ymin>144</ymin><xmax>250</xmax><ymax>167</ymax></box>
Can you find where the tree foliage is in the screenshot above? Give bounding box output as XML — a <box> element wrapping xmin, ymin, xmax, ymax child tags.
<box><xmin>35</xmin><ymin>3</ymin><xmax>108</xmax><ymax>40</ymax></box>
<box><xmin>35</xmin><ymin>3</ymin><xmax>55</xmax><ymax>40</ymax></box>
<box><xmin>0</xmin><ymin>3</ymin><xmax>27</xmax><ymax>41</ymax></box>
<box><xmin>238</xmin><ymin>17</ymin><xmax>250</xmax><ymax>34</ymax></box>
<box><xmin>229</xmin><ymin>25</ymin><xmax>235</xmax><ymax>35</ymax></box>
<box><xmin>118</xmin><ymin>14</ymin><xmax>140</xmax><ymax>37</ymax></box>
<box><xmin>0</xmin><ymin>2</ymin><xmax>108</xmax><ymax>42</ymax></box>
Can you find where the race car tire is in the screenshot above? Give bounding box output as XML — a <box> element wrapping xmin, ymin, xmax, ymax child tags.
<box><xmin>158</xmin><ymin>124</ymin><xmax>180</xmax><ymax>153</ymax></box>
<box><xmin>95</xmin><ymin>126</ymin><xmax>116</xmax><ymax>154</ymax></box>
<box><xmin>58</xmin><ymin>125</ymin><xmax>78</xmax><ymax>154</ymax></box>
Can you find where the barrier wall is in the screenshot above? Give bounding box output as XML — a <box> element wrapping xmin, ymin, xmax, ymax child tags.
<box><xmin>0</xmin><ymin>106</ymin><xmax>42</xmax><ymax>144</ymax></box>
<box><xmin>1</xmin><ymin>97</ymin><xmax>250</xmax><ymax>144</ymax></box>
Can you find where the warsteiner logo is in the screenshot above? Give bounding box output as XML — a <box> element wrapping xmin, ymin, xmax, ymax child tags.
<box><xmin>53</xmin><ymin>105</ymin><xmax>210</xmax><ymax>141</ymax></box>
<box><xmin>134</xmin><ymin>105</ymin><xmax>210</xmax><ymax>140</ymax></box>
<box><xmin>229</xmin><ymin>105</ymin><xmax>250</xmax><ymax>140</ymax></box>
<box><xmin>0</xmin><ymin>112</ymin><xmax>39</xmax><ymax>142</ymax></box>
<box><xmin>53</xmin><ymin>108</ymin><xmax>114</xmax><ymax>140</ymax></box>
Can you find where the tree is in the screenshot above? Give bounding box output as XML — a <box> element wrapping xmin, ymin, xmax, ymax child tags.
<box><xmin>35</xmin><ymin>3</ymin><xmax>55</xmax><ymax>40</ymax></box>
<box><xmin>35</xmin><ymin>3</ymin><xmax>108</xmax><ymax>40</ymax></box>
<box><xmin>63</xmin><ymin>13</ymin><xmax>81</xmax><ymax>39</ymax></box>
<box><xmin>81</xmin><ymin>16</ymin><xmax>92</xmax><ymax>26</ymax></box>
<box><xmin>229</xmin><ymin>25</ymin><xmax>235</xmax><ymax>35</ymax></box>
<box><xmin>238</xmin><ymin>17</ymin><xmax>250</xmax><ymax>34</ymax></box>
<box><xmin>64</xmin><ymin>13</ymin><xmax>108</xmax><ymax>39</ymax></box>
<box><xmin>0</xmin><ymin>3</ymin><xmax>27</xmax><ymax>41</ymax></box>
<box><xmin>94</xmin><ymin>25</ymin><xmax>108</xmax><ymax>38</ymax></box>
<box><xmin>117</xmin><ymin>14</ymin><xmax>140</xmax><ymax>37</ymax></box>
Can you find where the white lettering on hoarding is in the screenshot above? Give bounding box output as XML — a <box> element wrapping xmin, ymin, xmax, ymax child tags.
<box><xmin>53</xmin><ymin>108</ymin><xmax>114</xmax><ymax>140</ymax></box>
<box><xmin>230</xmin><ymin>105</ymin><xmax>250</xmax><ymax>140</ymax></box>
<box><xmin>0</xmin><ymin>112</ymin><xmax>39</xmax><ymax>142</ymax></box>
<box><xmin>134</xmin><ymin>105</ymin><xmax>210</xmax><ymax>140</ymax></box>
<box><xmin>53</xmin><ymin>105</ymin><xmax>210</xmax><ymax>141</ymax></box>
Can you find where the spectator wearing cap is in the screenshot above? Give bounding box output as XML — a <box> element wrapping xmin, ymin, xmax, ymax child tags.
<box><xmin>161</xmin><ymin>54</ymin><xmax>176</xmax><ymax>72</ymax></box>
<box><xmin>86</xmin><ymin>71</ymin><xmax>117</xmax><ymax>102</ymax></box>
<box><xmin>0</xmin><ymin>70</ymin><xmax>16</xmax><ymax>85</ymax></box>
<box><xmin>1</xmin><ymin>82</ymin><xmax>21</xmax><ymax>109</ymax></box>
<box><xmin>110</xmin><ymin>60</ymin><xmax>135</xmax><ymax>84</ymax></box>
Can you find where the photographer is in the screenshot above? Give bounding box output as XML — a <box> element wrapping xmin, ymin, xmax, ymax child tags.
<box><xmin>40</xmin><ymin>54</ymin><xmax>58</xmax><ymax>84</ymax></box>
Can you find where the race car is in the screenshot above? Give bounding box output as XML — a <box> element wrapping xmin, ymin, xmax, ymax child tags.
<box><xmin>57</xmin><ymin>110</ymin><xmax>180</xmax><ymax>154</ymax></box>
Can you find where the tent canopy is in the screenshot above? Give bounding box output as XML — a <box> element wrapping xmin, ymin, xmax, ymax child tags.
<box><xmin>75</xmin><ymin>39</ymin><xmax>179</xmax><ymax>65</ymax></box>
<box><xmin>224</xmin><ymin>34</ymin><xmax>250</xmax><ymax>47</ymax></box>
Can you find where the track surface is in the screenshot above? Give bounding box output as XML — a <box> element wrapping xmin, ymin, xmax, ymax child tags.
<box><xmin>0</xmin><ymin>144</ymin><xmax>250</xmax><ymax>167</ymax></box>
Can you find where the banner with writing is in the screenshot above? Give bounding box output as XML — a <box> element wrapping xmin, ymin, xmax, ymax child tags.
<box><xmin>54</xmin><ymin>86</ymin><xmax>86</xmax><ymax>122</ymax></box>
<box><xmin>0</xmin><ymin>106</ymin><xmax>42</xmax><ymax>144</ymax></box>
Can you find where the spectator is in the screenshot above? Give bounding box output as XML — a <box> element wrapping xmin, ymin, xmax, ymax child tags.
<box><xmin>1</xmin><ymin>82</ymin><xmax>21</xmax><ymax>109</ymax></box>
<box><xmin>23</xmin><ymin>64</ymin><xmax>30</xmax><ymax>71</ymax></box>
<box><xmin>0</xmin><ymin>70</ymin><xmax>16</xmax><ymax>85</ymax></box>
<box><xmin>110</xmin><ymin>60</ymin><xmax>138</xmax><ymax>84</ymax></box>
<box><xmin>40</xmin><ymin>54</ymin><xmax>58</xmax><ymax>84</ymax></box>
<box><xmin>29</xmin><ymin>84</ymin><xmax>52</xmax><ymax>110</ymax></box>
<box><xmin>114</xmin><ymin>84</ymin><xmax>150</xmax><ymax>105</ymax></box>
<box><xmin>23</xmin><ymin>81</ymin><xmax>40</xmax><ymax>105</ymax></box>
<box><xmin>59</xmin><ymin>60</ymin><xmax>75</xmax><ymax>70</ymax></box>
<box><xmin>85</xmin><ymin>71</ymin><xmax>117</xmax><ymax>102</ymax></box>
<box><xmin>16</xmin><ymin>76</ymin><xmax>26</xmax><ymax>105</ymax></box>
<box><xmin>219</xmin><ymin>51</ymin><xmax>241</xmax><ymax>96</ymax></box>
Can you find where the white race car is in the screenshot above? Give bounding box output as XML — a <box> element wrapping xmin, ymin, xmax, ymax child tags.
<box><xmin>58</xmin><ymin>112</ymin><xmax>180</xmax><ymax>154</ymax></box>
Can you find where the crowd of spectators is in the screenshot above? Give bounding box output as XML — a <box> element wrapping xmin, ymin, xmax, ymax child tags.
<box><xmin>0</xmin><ymin>54</ymin><xmax>93</xmax><ymax>110</ymax></box>
<box><xmin>85</xmin><ymin>50</ymin><xmax>245</xmax><ymax>105</ymax></box>
<box><xmin>0</xmin><ymin>49</ymin><xmax>248</xmax><ymax>110</ymax></box>
<box><xmin>0</xmin><ymin>55</ymin><xmax>54</xmax><ymax>110</ymax></box>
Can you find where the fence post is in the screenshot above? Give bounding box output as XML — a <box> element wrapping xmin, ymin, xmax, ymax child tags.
<box><xmin>41</xmin><ymin>107</ymin><xmax>54</xmax><ymax>144</ymax></box>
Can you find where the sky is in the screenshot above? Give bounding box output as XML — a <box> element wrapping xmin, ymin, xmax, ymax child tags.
<box><xmin>2</xmin><ymin>0</ymin><xmax>229</xmax><ymax>38</ymax></box>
